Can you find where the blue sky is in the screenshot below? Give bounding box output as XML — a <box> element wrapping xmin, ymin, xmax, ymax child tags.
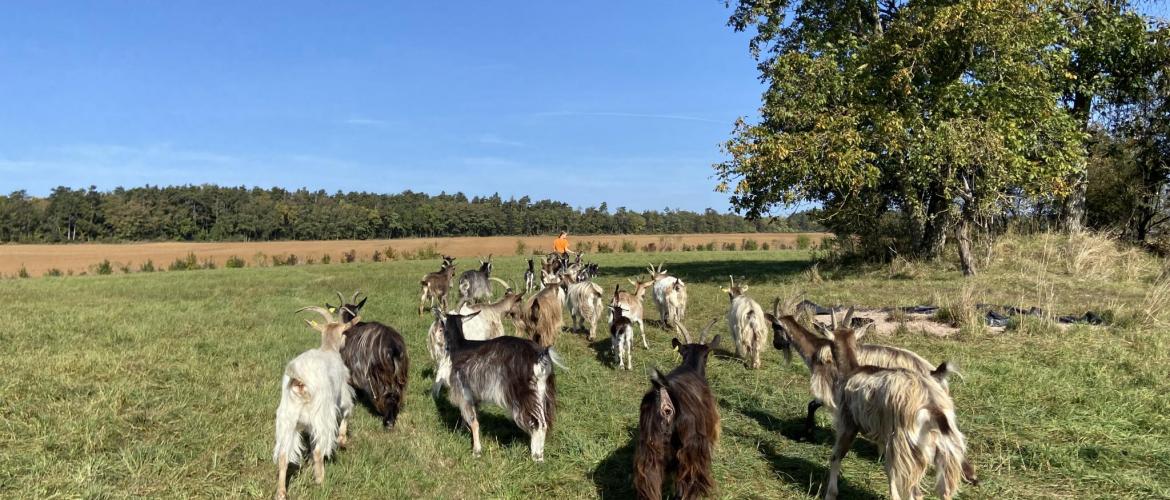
<box><xmin>0</xmin><ymin>1</ymin><xmax>763</xmax><ymax>212</ymax></box>
<box><xmin>1</xmin><ymin>2</ymin><xmax>1166</xmax><ymax>213</ymax></box>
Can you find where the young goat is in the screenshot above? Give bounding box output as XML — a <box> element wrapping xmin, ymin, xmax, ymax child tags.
<box><xmin>609</xmin><ymin>298</ymin><xmax>634</xmax><ymax>370</ymax></box>
<box><xmin>722</xmin><ymin>276</ymin><xmax>769</xmax><ymax>369</ymax></box>
<box><xmin>648</xmin><ymin>263</ymin><xmax>688</xmax><ymax>334</ymax></box>
<box><xmin>418</xmin><ymin>256</ymin><xmax>456</xmax><ymax>316</ymax></box>
<box><xmin>273</xmin><ymin>307</ymin><xmax>358</xmax><ymax>500</ymax></box>
<box><xmin>431</xmin><ymin>307</ymin><xmax>566</xmax><ymax>462</ymax></box>
<box><xmin>566</xmin><ymin>279</ymin><xmax>605</xmax><ymax>340</ymax></box>
<box><xmin>524</xmin><ymin>258</ymin><xmax>537</xmax><ymax>294</ymax></box>
<box><xmin>635</xmin><ymin>320</ymin><xmax>721</xmax><ymax>500</ymax></box>
<box><xmin>824</xmin><ymin>325</ymin><xmax>971</xmax><ymax>500</ymax></box>
<box><xmin>458</xmin><ymin>255</ymin><xmax>509</xmax><ymax>306</ymax></box>
<box><xmin>611</xmin><ymin>276</ymin><xmax>653</xmax><ymax>349</ymax></box>
<box><xmin>766</xmin><ymin>302</ymin><xmax>957</xmax><ymax>438</ymax></box>
<box><xmin>326</xmin><ymin>291</ymin><xmax>410</xmax><ymax>429</ymax></box>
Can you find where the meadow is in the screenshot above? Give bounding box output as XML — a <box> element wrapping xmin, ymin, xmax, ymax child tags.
<box><xmin>1</xmin><ymin>232</ymin><xmax>1168</xmax><ymax>499</ymax></box>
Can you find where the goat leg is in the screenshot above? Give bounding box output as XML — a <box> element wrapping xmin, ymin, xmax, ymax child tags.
<box><xmin>312</xmin><ymin>448</ymin><xmax>325</xmax><ymax>485</ymax></box>
<box><xmin>382</xmin><ymin>392</ymin><xmax>401</xmax><ymax>429</ymax></box>
<box><xmin>639</xmin><ymin>320</ymin><xmax>649</xmax><ymax>349</ymax></box>
<box><xmin>274</xmin><ymin>451</ymin><xmax>288</xmax><ymax>500</ymax></box>
<box><xmin>824</xmin><ymin>421</ymin><xmax>858</xmax><ymax>500</ymax></box>
<box><xmin>470</xmin><ymin>417</ymin><xmax>482</xmax><ymax>457</ymax></box>
<box><xmin>804</xmin><ymin>400</ymin><xmax>823</xmax><ymax>439</ymax></box>
<box><xmin>338</xmin><ymin>418</ymin><xmax>349</xmax><ymax>448</ymax></box>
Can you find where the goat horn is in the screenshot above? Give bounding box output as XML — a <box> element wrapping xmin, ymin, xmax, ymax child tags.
<box><xmin>489</xmin><ymin>277</ymin><xmax>511</xmax><ymax>290</ymax></box>
<box><xmin>772</xmin><ymin>297</ymin><xmax>782</xmax><ymax>316</ymax></box>
<box><xmin>830</xmin><ymin>307</ymin><xmax>838</xmax><ymax>330</ymax></box>
<box><xmin>298</xmin><ymin>306</ymin><xmax>336</xmax><ymax>324</ymax></box>
<box><xmin>335</xmin><ymin>291</ymin><xmax>346</xmax><ymax>305</ymax></box>
<box><xmin>729</xmin><ymin>275</ymin><xmax>735</xmax><ymax>288</ymax></box>
<box><xmin>699</xmin><ymin>318</ymin><xmax>719</xmax><ymax>343</ymax></box>
<box><xmin>676</xmin><ymin>321</ymin><xmax>693</xmax><ymax>344</ymax></box>
<box><xmin>350</xmin><ymin>290</ymin><xmax>362</xmax><ymax>303</ymax></box>
<box><xmin>843</xmin><ymin>306</ymin><xmax>855</xmax><ymax>328</ymax></box>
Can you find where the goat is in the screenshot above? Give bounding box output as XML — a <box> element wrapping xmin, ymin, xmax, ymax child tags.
<box><xmin>722</xmin><ymin>276</ymin><xmax>770</xmax><ymax>369</ymax></box>
<box><xmin>515</xmin><ymin>281</ymin><xmax>566</xmax><ymax>347</ymax></box>
<box><xmin>457</xmin><ymin>287</ymin><xmax>525</xmax><ymax>340</ymax></box>
<box><xmin>611</xmin><ymin>276</ymin><xmax>653</xmax><ymax>349</ymax></box>
<box><xmin>273</xmin><ymin>306</ymin><xmax>358</xmax><ymax>500</ymax></box>
<box><xmin>325</xmin><ymin>291</ymin><xmax>410</xmax><ymax>429</ymax></box>
<box><xmin>525</xmin><ymin>258</ymin><xmax>537</xmax><ymax>294</ymax></box>
<box><xmin>610</xmin><ymin>298</ymin><xmax>634</xmax><ymax>370</ymax></box>
<box><xmin>431</xmin><ymin>307</ymin><xmax>567</xmax><ymax>462</ymax></box>
<box><xmin>566</xmin><ymin>279</ymin><xmax>605</xmax><ymax>340</ymax></box>
<box><xmin>458</xmin><ymin>255</ymin><xmax>509</xmax><ymax>305</ymax></box>
<box><xmin>766</xmin><ymin>302</ymin><xmax>958</xmax><ymax>438</ymax></box>
<box><xmin>648</xmin><ymin>263</ymin><xmax>688</xmax><ymax>335</ymax></box>
<box><xmin>418</xmin><ymin>256</ymin><xmax>457</xmax><ymax>316</ymax></box>
<box><xmin>824</xmin><ymin>324</ymin><xmax>971</xmax><ymax>500</ymax></box>
<box><xmin>634</xmin><ymin>320</ymin><xmax>721</xmax><ymax>500</ymax></box>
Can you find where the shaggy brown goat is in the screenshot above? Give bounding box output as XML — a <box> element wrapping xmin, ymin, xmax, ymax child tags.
<box><xmin>418</xmin><ymin>256</ymin><xmax>456</xmax><ymax>316</ymax></box>
<box><xmin>517</xmin><ymin>284</ymin><xmax>565</xmax><ymax>347</ymax></box>
<box><xmin>327</xmin><ymin>291</ymin><xmax>410</xmax><ymax>429</ymax></box>
<box><xmin>635</xmin><ymin>320</ymin><xmax>721</xmax><ymax>500</ymax></box>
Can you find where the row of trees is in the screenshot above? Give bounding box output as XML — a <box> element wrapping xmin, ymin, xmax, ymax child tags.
<box><xmin>0</xmin><ymin>185</ymin><xmax>822</xmax><ymax>243</ymax></box>
<box><xmin>718</xmin><ymin>0</ymin><xmax>1169</xmax><ymax>273</ymax></box>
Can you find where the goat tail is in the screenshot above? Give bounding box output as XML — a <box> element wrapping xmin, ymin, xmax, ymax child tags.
<box><xmin>634</xmin><ymin>386</ymin><xmax>672</xmax><ymax>500</ymax></box>
<box><xmin>932</xmin><ymin>361</ymin><xmax>964</xmax><ymax>382</ymax></box>
<box><xmin>273</xmin><ymin>375</ymin><xmax>307</xmax><ymax>465</ymax></box>
<box><xmin>543</xmin><ymin>347</ymin><xmax>569</xmax><ymax>371</ymax></box>
<box><xmin>930</xmin><ymin>406</ymin><xmax>969</xmax><ymax>497</ymax></box>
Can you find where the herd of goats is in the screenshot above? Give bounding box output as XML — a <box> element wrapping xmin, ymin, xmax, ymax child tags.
<box><xmin>273</xmin><ymin>254</ymin><xmax>978</xmax><ymax>500</ymax></box>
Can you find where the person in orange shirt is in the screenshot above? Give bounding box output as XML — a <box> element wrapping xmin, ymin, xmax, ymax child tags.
<box><xmin>553</xmin><ymin>231</ymin><xmax>574</xmax><ymax>256</ymax></box>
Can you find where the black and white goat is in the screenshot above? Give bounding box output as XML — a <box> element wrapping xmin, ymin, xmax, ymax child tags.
<box><xmin>524</xmin><ymin>258</ymin><xmax>537</xmax><ymax>294</ymax></box>
<box><xmin>326</xmin><ymin>291</ymin><xmax>410</xmax><ymax>429</ymax></box>
<box><xmin>824</xmin><ymin>324</ymin><xmax>972</xmax><ymax>500</ymax></box>
<box><xmin>431</xmin><ymin>307</ymin><xmax>567</xmax><ymax>462</ymax></box>
<box><xmin>273</xmin><ymin>306</ymin><xmax>358</xmax><ymax>500</ymax></box>
<box><xmin>609</xmin><ymin>298</ymin><xmax>634</xmax><ymax>370</ymax></box>
<box><xmin>458</xmin><ymin>255</ymin><xmax>509</xmax><ymax>305</ymax></box>
<box><xmin>634</xmin><ymin>320</ymin><xmax>721</xmax><ymax>500</ymax></box>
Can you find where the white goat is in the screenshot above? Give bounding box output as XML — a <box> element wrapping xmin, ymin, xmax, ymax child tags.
<box><xmin>273</xmin><ymin>306</ymin><xmax>359</xmax><ymax>500</ymax></box>
<box><xmin>648</xmin><ymin>263</ymin><xmax>687</xmax><ymax>335</ymax></box>
<box><xmin>566</xmin><ymin>280</ymin><xmax>605</xmax><ymax>340</ymax></box>
<box><xmin>722</xmin><ymin>276</ymin><xmax>769</xmax><ymax>369</ymax></box>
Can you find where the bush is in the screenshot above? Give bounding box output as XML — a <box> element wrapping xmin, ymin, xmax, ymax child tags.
<box><xmin>119</xmin><ymin>263</ymin><xmax>132</xmax><ymax>274</ymax></box>
<box><xmin>620</xmin><ymin>240</ymin><xmax>637</xmax><ymax>253</ymax></box>
<box><xmin>140</xmin><ymin>260</ymin><xmax>155</xmax><ymax>272</ymax></box>
<box><xmin>342</xmin><ymin>249</ymin><xmax>357</xmax><ymax>263</ymax></box>
<box><xmin>411</xmin><ymin>244</ymin><xmax>441</xmax><ymax>260</ymax></box>
<box><xmin>321</xmin><ymin>254</ymin><xmax>332</xmax><ymax>265</ymax></box>
<box><xmin>515</xmin><ymin>240</ymin><xmax>528</xmax><ymax>256</ymax></box>
<box><xmin>762</xmin><ymin>242</ymin><xmax>771</xmax><ymax>250</ymax></box>
<box><xmin>225</xmin><ymin>255</ymin><xmax>246</xmax><ymax>268</ymax></box>
<box><xmin>742</xmin><ymin>239</ymin><xmax>759</xmax><ymax>251</ymax></box>
<box><xmin>682</xmin><ymin>244</ymin><xmax>695</xmax><ymax>251</ymax></box>
<box><xmin>201</xmin><ymin>258</ymin><xmax>216</xmax><ymax>270</ymax></box>
<box><xmin>304</xmin><ymin>256</ymin><xmax>316</xmax><ymax>265</ymax></box>
<box><xmin>796</xmin><ymin>234</ymin><xmax>812</xmax><ymax>250</ymax></box>
<box><xmin>372</xmin><ymin>250</ymin><xmax>383</xmax><ymax>262</ymax></box>
<box><xmin>96</xmin><ymin>260</ymin><xmax>113</xmax><ymax>275</ymax></box>
<box><xmin>575</xmin><ymin>241</ymin><xmax>594</xmax><ymax>253</ymax></box>
<box><xmin>43</xmin><ymin>268</ymin><xmax>63</xmax><ymax>277</ymax></box>
<box><xmin>18</xmin><ymin>266</ymin><xmax>30</xmax><ymax>279</ymax></box>
<box><xmin>272</xmin><ymin>254</ymin><xmax>298</xmax><ymax>266</ymax></box>
<box><xmin>722</xmin><ymin>242</ymin><xmax>738</xmax><ymax>251</ymax></box>
<box><xmin>597</xmin><ymin>242</ymin><xmax>614</xmax><ymax>254</ymax></box>
<box><xmin>641</xmin><ymin>242</ymin><xmax>657</xmax><ymax>252</ymax></box>
<box><xmin>703</xmin><ymin>242</ymin><xmax>717</xmax><ymax>251</ymax></box>
<box><xmin>385</xmin><ymin>246</ymin><xmax>399</xmax><ymax>261</ymax></box>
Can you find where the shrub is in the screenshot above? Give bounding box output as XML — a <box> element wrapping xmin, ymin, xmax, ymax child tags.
<box><xmin>762</xmin><ymin>242</ymin><xmax>770</xmax><ymax>250</ymax></box>
<box><xmin>703</xmin><ymin>242</ymin><xmax>717</xmax><ymax>251</ymax></box>
<box><xmin>304</xmin><ymin>256</ymin><xmax>316</xmax><ymax>265</ymax></box>
<box><xmin>96</xmin><ymin>260</ymin><xmax>113</xmax><ymax>275</ymax></box>
<box><xmin>641</xmin><ymin>242</ymin><xmax>657</xmax><ymax>252</ymax></box>
<box><xmin>515</xmin><ymin>240</ymin><xmax>528</xmax><ymax>256</ymax></box>
<box><xmin>18</xmin><ymin>266</ymin><xmax>30</xmax><ymax>279</ymax></box>
<box><xmin>201</xmin><ymin>258</ymin><xmax>217</xmax><ymax>270</ymax></box>
<box><xmin>722</xmin><ymin>242</ymin><xmax>738</xmax><ymax>251</ymax></box>
<box><xmin>372</xmin><ymin>250</ymin><xmax>383</xmax><ymax>262</ymax></box>
<box><xmin>796</xmin><ymin>234</ymin><xmax>812</xmax><ymax>250</ymax></box>
<box><xmin>597</xmin><ymin>242</ymin><xmax>614</xmax><ymax>254</ymax></box>
<box><xmin>575</xmin><ymin>241</ymin><xmax>594</xmax><ymax>253</ymax></box>
<box><xmin>252</xmin><ymin>252</ymin><xmax>269</xmax><ymax>267</ymax></box>
<box><xmin>225</xmin><ymin>255</ymin><xmax>246</xmax><ymax>268</ymax></box>
<box><xmin>272</xmin><ymin>254</ymin><xmax>298</xmax><ymax>266</ymax></box>
<box><xmin>410</xmin><ymin>244</ymin><xmax>441</xmax><ymax>260</ymax></box>
<box><xmin>620</xmin><ymin>240</ymin><xmax>637</xmax><ymax>253</ymax></box>
<box><xmin>140</xmin><ymin>260</ymin><xmax>155</xmax><ymax>272</ymax></box>
<box><xmin>682</xmin><ymin>244</ymin><xmax>694</xmax><ymax>252</ymax></box>
<box><xmin>170</xmin><ymin>253</ymin><xmax>196</xmax><ymax>271</ymax></box>
<box><xmin>321</xmin><ymin>254</ymin><xmax>332</xmax><ymax>265</ymax></box>
<box><xmin>44</xmin><ymin>268</ymin><xmax>63</xmax><ymax>277</ymax></box>
<box><xmin>742</xmin><ymin>239</ymin><xmax>759</xmax><ymax>251</ymax></box>
<box><xmin>119</xmin><ymin>263</ymin><xmax>132</xmax><ymax>274</ymax></box>
<box><xmin>385</xmin><ymin>246</ymin><xmax>399</xmax><ymax>261</ymax></box>
<box><xmin>342</xmin><ymin>249</ymin><xmax>357</xmax><ymax>263</ymax></box>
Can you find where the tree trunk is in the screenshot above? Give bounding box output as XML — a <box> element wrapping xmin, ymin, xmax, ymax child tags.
<box><xmin>957</xmin><ymin>211</ymin><xmax>976</xmax><ymax>277</ymax></box>
<box><xmin>1062</xmin><ymin>91</ymin><xmax>1093</xmax><ymax>232</ymax></box>
<box><xmin>917</xmin><ymin>182</ymin><xmax>952</xmax><ymax>261</ymax></box>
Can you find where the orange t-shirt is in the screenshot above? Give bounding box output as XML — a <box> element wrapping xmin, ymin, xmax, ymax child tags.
<box><xmin>553</xmin><ymin>237</ymin><xmax>569</xmax><ymax>253</ymax></box>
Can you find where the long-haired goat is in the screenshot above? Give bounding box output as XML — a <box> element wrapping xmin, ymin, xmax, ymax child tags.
<box><xmin>635</xmin><ymin>320</ymin><xmax>721</xmax><ymax>500</ymax></box>
<box><xmin>516</xmin><ymin>282</ymin><xmax>566</xmax><ymax>347</ymax></box>
<box><xmin>567</xmin><ymin>279</ymin><xmax>605</xmax><ymax>340</ymax></box>
<box><xmin>722</xmin><ymin>276</ymin><xmax>769</xmax><ymax>369</ymax></box>
<box><xmin>648</xmin><ymin>263</ymin><xmax>688</xmax><ymax>334</ymax></box>
<box><xmin>610</xmin><ymin>298</ymin><xmax>634</xmax><ymax>370</ymax></box>
<box><xmin>418</xmin><ymin>256</ymin><xmax>456</xmax><ymax>316</ymax></box>
<box><xmin>766</xmin><ymin>301</ymin><xmax>959</xmax><ymax>438</ymax></box>
<box><xmin>611</xmin><ymin>276</ymin><xmax>653</xmax><ymax>349</ymax></box>
<box><xmin>824</xmin><ymin>325</ymin><xmax>971</xmax><ymax>500</ymax></box>
<box><xmin>458</xmin><ymin>287</ymin><xmax>525</xmax><ymax>340</ymax></box>
<box><xmin>458</xmin><ymin>255</ymin><xmax>509</xmax><ymax>306</ymax></box>
<box><xmin>326</xmin><ymin>291</ymin><xmax>410</xmax><ymax>429</ymax></box>
<box><xmin>431</xmin><ymin>307</ymin><xmax>566</xmax><ymax>462</ymax></box>
<box><xmin>273</xmin><ymin>306</ymin><xmax>359</xmax><ymax>500</ymax></box>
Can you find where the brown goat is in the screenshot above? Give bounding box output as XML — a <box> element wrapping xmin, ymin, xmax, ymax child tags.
<box><xmin>612</xmin><ymin>276</ymin><xmax>653</xmax><ymax>349</ymax></box>
<box><xmin>516</xmin><ymin>283</ymin><xmax>565</xmax><ymax>347</ymax></box>
<box><xmin>327</xmin><ymin>291</ymin><xmax>410</xmax><ymax>429</ymax></box>
<box><xmin>418</xmin><ymin>256</ymin><xmax>456</xmax><ymax>316</ymax></box>
<box><xmin>635</xmin><ymin>321</ymin><xmax>721</xmax><ymax>500</ymax></box>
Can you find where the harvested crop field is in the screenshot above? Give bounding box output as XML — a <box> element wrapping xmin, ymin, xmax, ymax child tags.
<box><xmin>0</xmin><ymin>233</ymin><xmax>825</xmax><ymax>276</ymax></box>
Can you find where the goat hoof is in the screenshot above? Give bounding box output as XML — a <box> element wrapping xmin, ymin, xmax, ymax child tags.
<box><xmin>532</xmin><ymin>453</ymin><xmax>544</xmax><ymax>462</ymax></box>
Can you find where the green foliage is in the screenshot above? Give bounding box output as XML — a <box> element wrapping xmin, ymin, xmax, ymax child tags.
<box><xmin>342</xmin><ymin>250</ymin><xmax>357</xmax><ymax>263</ymax></box>
<box><xmin>95</xmin><ymin>260</ymin><xmax>113</xmax><ymax>275</ymax></box>
<box><xmin>169</xmin><ymin>253</ymin><xmax>199</xmax><ymax>271</ymax></box>
<box><xmin>722</xmin><ymin>241</ymin><xmax>737</xmax><ymax>251</ymax></box>
<box><xmin>407</xmin><ymin>244</ymin><xmax>441</xmax><ymax>261</ymax></box>
<box><xmin>596</xmin><ymin>242</ymin><xmax>614</xmax><ymax>254</ymax></box>
<box><xmin>43</xmin><ymin>268</ymin><xmax>62</xmax><ymax>277</ymax></box>
<box><xmin>321</xmin><ymin>254</ymin><xmax>332</xmax><ymax>265</ymax></box>
<box><xmin>140</xmin><ymin>259</ymin><xmax>155</xmax><ymax>273</ymax></box>
<box><xmin>795</xmin><ymin>234</ymin><xmax>812</xmax><ymax>250</ymax></box>
<box><xmin>371</xmin><ymin>250</ymin><xmax>383</xmax><ymax>262</ymax></box>
<box><xmin>619</xmin><ymin>240</ymin><xmax>637</xmax><ymax>253</ymax></box>
<box><xmin>18</xmin><ymin>266</ymin><xmax>29</xmax><ymax>279</ymax></box>
<box><xmin>225</xmin><ymin>256</ymin><xmax>246</xmax><ymax>269</ymax></box>
<box><xmin>742</xmin><ymin>239</ymin><xmax>759</xmax><ymax>251</ymax></box>
<box><xmin>384</xmin><ymin>246</ymin><xmax>399</xmax><ymax>261</ymax></box>
<box><xmin>574</xmin><ymin>241</ymin><xmax>593</xmax><ymax>253</ymax></box>
<box><xmin>514</xmin><ymin>240</ymin><xmax>527</xmax><ymax>256</ymax></box>
<box><xmin>271</xmin><ymin>254</ymin><xmax>297</xmax><ymax>267</ymax></box>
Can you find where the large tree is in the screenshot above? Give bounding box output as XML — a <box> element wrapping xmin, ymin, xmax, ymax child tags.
<box><xmin>718</xmin><ymin>0</ymin><xmax>1089</xmax><ymax>271</ymax></box>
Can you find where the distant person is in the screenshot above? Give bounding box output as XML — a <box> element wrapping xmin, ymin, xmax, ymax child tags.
<box><xmin>553</xmin><ymin>231</ymin><xmax>574</xmax><ymax>257</ymax></box>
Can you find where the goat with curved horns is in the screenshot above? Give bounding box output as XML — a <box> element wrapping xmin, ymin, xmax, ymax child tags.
<box><xmin>648</xmin><ymin>263</ymin><xmax>688</xmax><ymax>335</ymax></box>
<box><xmin>326</xmin><ymin>291</ymin><xmax>410</xmax><ymax>429</ymax></box>
<box><xmin>722</xmin><ymin>276</ymin><xmax>770</xmax><ymax>369</ymax></box>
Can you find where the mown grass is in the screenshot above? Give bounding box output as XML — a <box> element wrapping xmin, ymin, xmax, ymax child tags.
<box><xmin>1</xmin><ymin>236</ymin><xmax>1167</xmax><ymax>498</ymax></box>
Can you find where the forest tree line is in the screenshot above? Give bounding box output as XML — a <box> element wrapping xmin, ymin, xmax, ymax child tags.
<box><xmin>0</xmin><ymin>185</ymin><xmax>822</xmax><ymax>243</ymax></box>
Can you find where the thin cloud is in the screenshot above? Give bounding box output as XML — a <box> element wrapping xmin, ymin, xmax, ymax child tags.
<box><xmin>476</xmin><ymin>134</ymin><xmax>525</xmax><ymax>147</ymax></box>
<box><xmin>531</xmin><ymin>111</ymin><xmax>725</xmax><ymax>124</ymax></box>
<box><xmin>342</xmin><ymin>117</ymin><xmax>389</xmax><ymax>127</ymax></box>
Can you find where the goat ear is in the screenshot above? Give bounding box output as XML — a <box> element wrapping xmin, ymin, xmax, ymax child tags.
<box><xmin>648</xmin><ymin>367</ymin><xmax>667</xmax><ymax>386</ymax></box>
<box><xmin>325</xmin><ymin>303</ymin><xmax>336</xmax><ymax>314</ymax></box>
<box><xmin>856</xmin><ymin>322</ymin><xmax>872</xmax><ymax>340</ymax></box>
<box><xmin>764</xmin><ymin>312</ymin><xmax>776</xmax><ymax>324</ymax></box>
<box><xmin>304</xmin><ymin>319</ymin><xmax>323</xmax><ymax>332</ymax></box>
<box><xmin>741</xmin><ymin>284</ymin><xmax>749</xmax><ymax>293</ymax></box>
<box><xmin>356</xmin><ymin>297</ymin><xmax>367</xmax><ymax>309</ymax></box>
<box><xmin>707</xmin><ymin>334</ymin><xmax>722</xmax><ymax>350</ymax></box>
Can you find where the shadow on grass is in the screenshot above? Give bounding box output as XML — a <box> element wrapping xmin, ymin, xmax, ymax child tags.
<box><xmin>726</xmin><ymin>429</ymin><xmax>884</xmax><ymax>500</ymax></box>
<box><xmin>598</xmin><ymin>259</ymin><xmax>809</xmax><ymax>284</ymax></box>
<box><xmin>431</xmin><ymin>392</ymin><xmax>528</xmax><ymax>450</ymax></box>
<box><xmin>588</xmin><ymin>338</ymin><xmax>617</xmax><ymax>368</ymax></box>
<box><xmin>592</xmin><ymin>427</ymin><xmax>637</xmax><ymax>499</ymax></box>
<box><xmin>722</xmin><ymin>396</ymin><xmax>881</xmax><ymax>461</ymax></box>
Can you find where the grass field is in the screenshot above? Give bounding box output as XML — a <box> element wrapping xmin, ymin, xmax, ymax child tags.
<box><xmin>0</xmin><ymin>232</ymin><xmax>826</xmax><ymax>277</ymax></box>
<box><xmin>1</xmin><ymin>233</ymin><xmax>1168</xmax><ymax>498</ymax></box>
